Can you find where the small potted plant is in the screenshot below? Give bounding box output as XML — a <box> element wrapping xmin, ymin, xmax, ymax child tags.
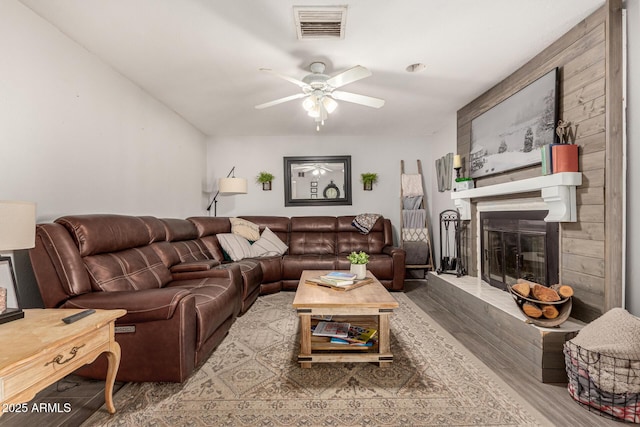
<box><xmin>256</xmin><ymin>171</ymin><xmax>275</xmax><ymax>191</ymax></box>
<box><xmin>360</xmin><ymin>172</ymin><xmax>378</xmax><ymax>191</ymax></box>
<box><xmin>347</xmin><ymin>251</ymin><xmax>369</xmax><ymax>279</ymax></box>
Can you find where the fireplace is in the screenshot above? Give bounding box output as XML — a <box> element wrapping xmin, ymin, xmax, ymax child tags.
<box><xmin>480</xmin><ymin>211</ymin><xmax>558</xmax><ymax>291</ymax></box>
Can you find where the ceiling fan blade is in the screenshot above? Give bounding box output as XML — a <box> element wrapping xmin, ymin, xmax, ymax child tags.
<box><xmin>255</xmin><ymin>93</ymin><xmax>307</xmax><ymax>109</ymax></box>
<box><xmin>259</xmin><ymin>68</ymin><xmax>309</xmax><ymax>89</ymax></box>
<box><xmin>331</xmin><ymin>91</ymin><xmax>385</xmax><ymax>108</ymax></box>
<box><xmin>326</xmin><ymin>65</ymin><xmax>372</xmax><ymax>88</ymax></box>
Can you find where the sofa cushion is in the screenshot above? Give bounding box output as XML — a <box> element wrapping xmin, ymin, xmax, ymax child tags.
<box><xmin>84</xmin><ymin>245</ymin><xmax>172</xmax><ymax>292</ymax></box>
<box><xmin>217</xmin><ymin>233</ymin><xmax>253</xmax><ymax>261</ymax></box>
<box><xmin>336</xmin><ymin>215</ymin><xmax>386</xmax><ymax>254</ymax></box>
<box><xmin>251</xmin><ymin>227</ymin><xmax>288</xmax><ymax>257</ymax></box>
<box><xmin>230</xmin><ymin>217</ymin><xmax>260</xmax><ymax>241</ymax></box>
<box><xmin>171</xmin><ymin>240</ymin><xmax>213</xmax><ymax>263</ymax></box>
<box><xmin>57</xmin><ymin>215</ymin><xmax>151</xmax><ymax>256</ymax></box>
<box><xmin>162</xmin><ymin>218</ymin><xmax>199</xmax><ymax>241</ymax></box>
<box><xmin>289</xmin><ymin>216</ymin><xmax>337</xmax><ymax>255</ymax></box>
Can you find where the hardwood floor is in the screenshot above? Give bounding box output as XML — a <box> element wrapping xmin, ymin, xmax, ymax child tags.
<box><xmin>404</xmin><ymin>279</ymin><xmax>622</xmax><ymax>427</ymax></box>
<box><xmin>2</xmin><ymin>280</ymin><xmax>623</xmax><ymax>426</ymax></box>
<box><xmin>0</xmin><ymin>375</ymin><xmax>124</xmax><ymax>427</ymax></box>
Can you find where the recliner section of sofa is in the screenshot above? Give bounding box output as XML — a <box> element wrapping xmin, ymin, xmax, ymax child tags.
<box><xmin>29</xmin><ymin>214</ymin><xmax>242</xmax><ymax>383</ymax></box>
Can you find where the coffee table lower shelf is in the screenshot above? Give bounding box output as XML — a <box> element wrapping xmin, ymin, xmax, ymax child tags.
<box><xmin>296</xmin><ymin>311</ymin><xmax>394</xmax><ymax>368</ymax></box>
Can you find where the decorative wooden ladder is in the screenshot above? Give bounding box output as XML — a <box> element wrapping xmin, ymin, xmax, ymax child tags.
<box><xmin>400</xmin><ymin>160</ymin><xmax>434</xmax><ymax>274</ymax></box>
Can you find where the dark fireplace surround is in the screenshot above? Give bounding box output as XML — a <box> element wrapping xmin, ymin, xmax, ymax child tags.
<box><xmin>480</xmin><ymin>211</ymin><xmax>559</xmax><ymax>291</ymax></box>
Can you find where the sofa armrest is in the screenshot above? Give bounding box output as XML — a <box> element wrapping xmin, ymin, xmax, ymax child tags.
<box><xmin>170</xmin><ymin>263</ymin><xmax>242</xmax><ymax>284</ymax></box>
<box><xmin>382</xmin><ymin>245</ymin><xmax>405</xmax><ymax>258</ymax></box>
<box><xmin>60</xmin><ymin>287</ymin><xmax>193</xmax><ymax>324</ymax></box>
<box><xmin>382</xmin><ymin>245</ymin><xmax>406</xmax><ymax>291</ymax></box>
<box><xmin>170</xmin><ymin>259</ymin><xmax>220</xmax><ymax>273</ymax></box>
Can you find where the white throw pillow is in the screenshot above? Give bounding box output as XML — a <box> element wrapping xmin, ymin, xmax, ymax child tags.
<box><xmin>230</xmin><ymin>217</ymin><xmax>260</xmax><ymax>241</ymax></box>
<box><xmin>251</xmin><ymin>227</ymin><xmax>288</xmax><ymax>257</ymax></box>
<box><xmin>217</xmin><ymin>233</ymin><xmax>253</xmax><ymax>261</ymax></box>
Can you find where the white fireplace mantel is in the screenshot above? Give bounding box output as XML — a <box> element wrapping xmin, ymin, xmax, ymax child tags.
<box><xmin>450</xmin><ymin>172</ymin><xmax>582</xmax><ymax>222</ymax></box>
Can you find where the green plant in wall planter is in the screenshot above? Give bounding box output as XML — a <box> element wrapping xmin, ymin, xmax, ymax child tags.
<box><xmin>256</xmin><ymin>171</ymin><xmax>275</xmax><ymax>191</ymax></box>
<box><xmin>360</xmin><ymin>172</ymin><xmax>378</xmax><ymax>191</ymax></box>
<box><xmin>347</xmin><ymin>251</ymin><xmax>369</xmax><ymax>279</ymax></box>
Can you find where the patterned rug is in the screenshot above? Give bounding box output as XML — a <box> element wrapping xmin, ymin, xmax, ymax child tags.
<box><xmin>84</xmin><ymin>292</ymin><xmax>551</xmax><ymax>426</ymax></box>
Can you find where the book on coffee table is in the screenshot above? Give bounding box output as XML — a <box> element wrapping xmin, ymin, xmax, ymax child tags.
<box><xmin>305</xmin><ymin>276</ymin><xmax>374</xmax><ymax>291</ymax></box>
<box><xmin>322</xmin><ymin>271</ymin><xmax>357</xmax><ymax>280</ymax></box>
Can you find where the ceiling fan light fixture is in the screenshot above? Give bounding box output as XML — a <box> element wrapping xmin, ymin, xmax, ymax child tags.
<box><xmin>322</xmin><ymin>96</ymin><xmax>338</xmax><ymax>113</ymax></box>
<box><xmin>307</xmin><ymin>106</ymin><xmax>320</xmax><ymax>118</ymax></box>
<box><xmin>302</xmin><ymin>96</ymin><xmax>316</xmax><ymax>112</ymax></box>
<box><xmin>256</xmin><ymin>61</ymin><xmax>385</xmax><ymax>132</ymax></box>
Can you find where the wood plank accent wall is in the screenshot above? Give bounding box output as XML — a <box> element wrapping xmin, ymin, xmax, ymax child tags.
<box><xmin>456</xmin><ymin>2</ymin><xmax>623</xmax><ymax>323</ymax></box>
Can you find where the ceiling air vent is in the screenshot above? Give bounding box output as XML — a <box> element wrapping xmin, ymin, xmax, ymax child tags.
<box><xmin>293</xmin><ymin>6</ymin><xmax>347</xmax><ymax>40</ymax></box>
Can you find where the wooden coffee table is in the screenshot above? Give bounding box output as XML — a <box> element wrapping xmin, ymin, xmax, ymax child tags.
<box><xmin>292</xmin><ymin>270</ymin><xmax>399</xmax><ymax>368</ymax></box>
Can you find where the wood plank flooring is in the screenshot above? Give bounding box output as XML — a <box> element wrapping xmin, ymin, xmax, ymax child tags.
<box><xmin>404</xmin><ymin>279</ymin><xmax>621</xmax><ymax>427</ymax></box>
<box><xmin>2</xmin><ymin>281</ymin><xmax>624</xmax><ymax>426</ymax></box>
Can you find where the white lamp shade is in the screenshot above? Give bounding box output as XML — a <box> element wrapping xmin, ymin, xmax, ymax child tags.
<box><xmin>218</xmin><ymin>177</ymin><xmax>247</xmax><ymax>195</ymax></box>
<box><xmin>0</xmin><ymin>200</ymin><xmax>36</xmax><ymax>251</ymax></box>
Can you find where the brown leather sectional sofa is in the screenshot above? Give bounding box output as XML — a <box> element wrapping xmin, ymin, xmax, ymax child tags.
<box><xmin>29</xmin><ymin>214</ymin><xmax>405</xmax><ymax>382</ymax></box>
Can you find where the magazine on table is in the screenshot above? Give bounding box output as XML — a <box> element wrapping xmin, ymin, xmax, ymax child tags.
<box><xmin>330</xmin><ymin>337</ymin><xmax>373</xmax><ymax>346</ymax></box>
<box><xmin>311</xmin><ymin>321</ymin><xmax>350</xmax><ymax>338</ymax></box>
<box><xmin>346</xmin><ymin>325</ymin><xmax>377</xmax><ymax>343</ymax></box>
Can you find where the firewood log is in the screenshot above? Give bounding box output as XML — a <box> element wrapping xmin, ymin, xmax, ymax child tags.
<box><xmin>551</xmin><ymin>284</ymin><xmax>574</xmax><ymax>298</ymax></box>
<box><xmin>522</xmin><ymin>301</ymin><xmax>543</xmax><ymax>318</ymax></box>
<box><xmin>541</xmin><ymin>304</ymin><xmax>560</xmax><ymax>319</ymax></box>
<box><xmin>532</xmin><ymin>284</ymin><xmax>561</xmax><ymax>302</ymax></box>
<box><xmin>512</xmin><ymin>282</ymin><xmax>531</xmax><ymax>298</ymax></box>
<box><xmin>517</xmin><ymin>278</ymin><xmax>540</xmax><ymax>286</ymax></box>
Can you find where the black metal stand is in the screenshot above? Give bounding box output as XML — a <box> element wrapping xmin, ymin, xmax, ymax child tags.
<box><xmin>436</xmin><ymin>209</ymin><xmax>466</xmax><ymax>277</ymax></box>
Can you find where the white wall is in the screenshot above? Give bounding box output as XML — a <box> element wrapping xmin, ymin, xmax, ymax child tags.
<box><xmin>0</xmin><ymin>0</ymin><xmax>207</xmax><ymax>222</ymax></box>
<box><xmin>625</xmin><ymin>0</ymin><xmax>639</xmax><ymax>315</ymax></box>
<box><xmin>206</xmin><ymin>135</ymin><xmax>433</xmax><ymax>244</ymax></box>
<box><xmin>426</xmin><ymin>116</ymin><xmax>459</xmax><ymax>267</ymax></box>
<box><xmin>0</xmin><ymin>0</ymin><xmax>207</xmax><ymax>307</ymax></box>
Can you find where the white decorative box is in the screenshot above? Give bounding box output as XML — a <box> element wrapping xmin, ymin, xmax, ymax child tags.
<box><xmin>455</xmin><ymin>180</ymin><xmax>475</xmax><ymax>191</ymax></box>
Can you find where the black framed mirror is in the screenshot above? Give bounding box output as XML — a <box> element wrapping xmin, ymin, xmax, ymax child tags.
<box><xmin>284</xmin><ymin>155</ymin><xmax>352</xmax><ymax>207</ymax></box>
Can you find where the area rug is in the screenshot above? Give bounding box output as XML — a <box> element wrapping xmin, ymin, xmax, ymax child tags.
<box><xmin>84</xmin><ymin>292</ymin><xmax>551</xmax><ymax>426</ymax></box>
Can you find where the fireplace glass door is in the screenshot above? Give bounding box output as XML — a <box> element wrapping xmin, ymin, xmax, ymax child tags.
<box><xmin>481</xmin><ymin>212</ymin><xmax>558</xmax><ymax>291</ymax></box>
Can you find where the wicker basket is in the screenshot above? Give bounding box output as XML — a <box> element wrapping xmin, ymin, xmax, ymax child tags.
<box><xmin>564</xmin><ymin>340</ymin><xmax>640</xmax><ymax>423</ymax></box>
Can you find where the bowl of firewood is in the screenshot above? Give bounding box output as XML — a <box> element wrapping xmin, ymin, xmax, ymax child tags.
<box><xmin>507</xmin><ymin>279</ymin><xmax>574</xmax><ymax>327</ymax></box>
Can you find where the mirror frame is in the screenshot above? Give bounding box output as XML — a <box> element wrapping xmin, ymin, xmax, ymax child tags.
<box><xmin>284</xmin><ymin>155</ymin><xmax>352</xmax><ymax>207</ymax></box>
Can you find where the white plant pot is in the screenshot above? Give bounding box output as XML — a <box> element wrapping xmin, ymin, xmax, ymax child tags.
<box><xmin>350</xmin><ymin>263</ymin><xmax>367</xmax><ymax>280</ymax></box>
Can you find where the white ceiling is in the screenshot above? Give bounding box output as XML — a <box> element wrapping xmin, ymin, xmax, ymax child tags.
<box><xmin>20</xmin><ymin>0</ymin><xmax>604</xmax><ymax>138</ymax></box>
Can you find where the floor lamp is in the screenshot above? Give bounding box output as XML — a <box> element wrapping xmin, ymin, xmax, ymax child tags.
<box><xmin>206</xmin><ymin>167</ymin><xmax>247</xmax><ymax>216</ymax></box>
<box><xmin>0</xmin><ymin>200</ymin><xmax>36</xmax><ymax>324</ymax></box>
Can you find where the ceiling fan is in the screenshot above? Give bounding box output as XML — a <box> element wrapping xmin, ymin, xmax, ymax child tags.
<box><xmin>293</xmin><ymin>163</ymin><xmax>334</xmax><ymax>174</ymax></box>
<box><xmin>255</xmin><ymin>62</ymin><xmax>385</xmax><ymax>130</ymax></box>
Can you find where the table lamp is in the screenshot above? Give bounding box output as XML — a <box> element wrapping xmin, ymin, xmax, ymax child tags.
<box><xmin>0</xmin><ymin>200</ymin><xmax>36</xmax><ymax>323</ymax></box>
